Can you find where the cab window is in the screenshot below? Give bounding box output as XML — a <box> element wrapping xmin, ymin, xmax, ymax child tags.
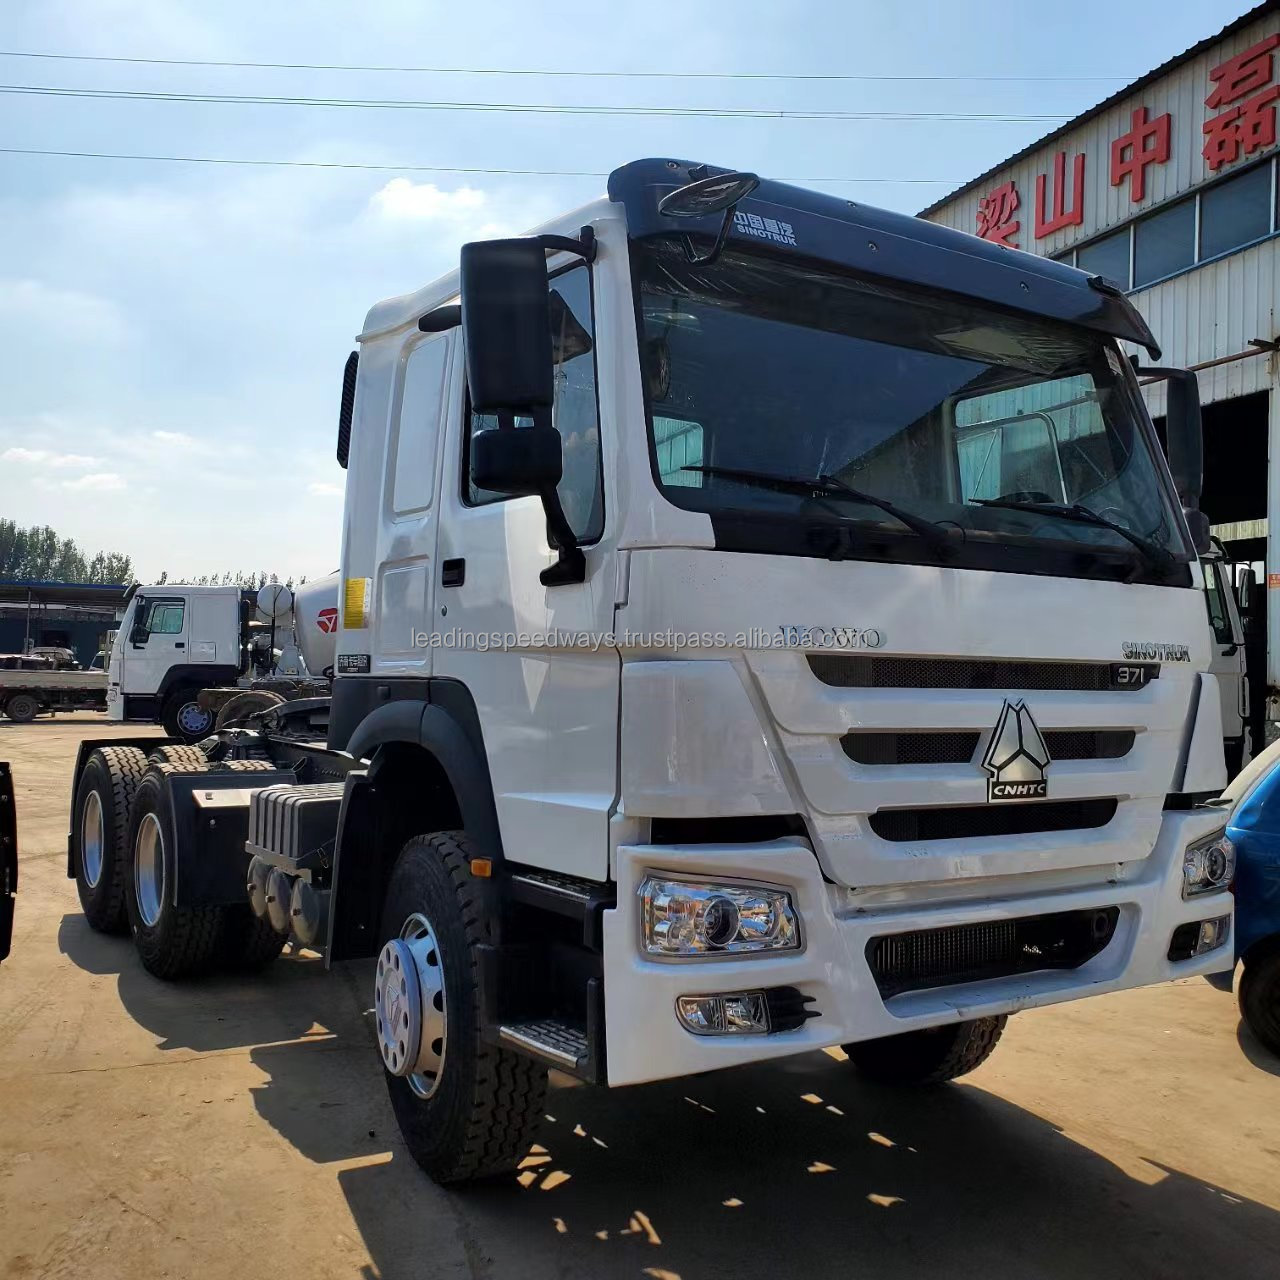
<box><xmin>145</xmin><ymin>601</ymin><xmax>185</xmax><ymax>635</ymax></box>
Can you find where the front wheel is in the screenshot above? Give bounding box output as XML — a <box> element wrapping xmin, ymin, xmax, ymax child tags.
<box><xmin>4</xmin><ymin>693</ymin><xmax>40</xmax><ymax>723</ymax></box>
<box><xmin>1239</xmin><ymin>948</ymin><xmax>1280</xmax><ymax>1058</ymax></box>
<box><xmin>162</xmin><ymin>690</ymin><xmax>215</xmax><ymax>741</ymax></box>
<box><xmin>377</xmin><ymin>831</ymin><xmax>547</xmax><ymax>1184</ymax></box>
<box><xmin>844</xmin><ymin>1016</ymin><xmax>1007</xmax><ymax>1085</ymax></box>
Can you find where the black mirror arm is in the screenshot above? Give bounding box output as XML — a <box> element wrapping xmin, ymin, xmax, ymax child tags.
<box><xmin>538</xmin><ymin>487</ymin><xmax>586</xmax><ymax>585</ymax></box>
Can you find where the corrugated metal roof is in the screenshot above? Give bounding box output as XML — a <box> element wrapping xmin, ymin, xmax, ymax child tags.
<box><xmin>0</xmin><ymin>579</ymin><xmax>130</xmax><ymax>608</ymax></box>
<box><xmin>917</xmin><ymin>0</ymin><xmax>1278</xmax><ymax>217</ymax></box>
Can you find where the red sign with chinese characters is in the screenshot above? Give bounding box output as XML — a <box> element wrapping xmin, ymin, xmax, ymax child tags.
<box><xmin>1034</xmin><ymin>151</ymin><xmax>1085</xmax><ymax>239</ymax></box>
<box><xmin>975</xmin><ymin>180</ymin><xmax>1021</xmax><ymax>247</ymax></box>
<box><xmin>1203</xmin><ymin>33</ymin><xmax>1280</xmax><ymax>171</ymax></box>
<box><xmin>1111</xmin><ymin>106</ymin><xmax>1172</xmax><ymax>201</ymax></box>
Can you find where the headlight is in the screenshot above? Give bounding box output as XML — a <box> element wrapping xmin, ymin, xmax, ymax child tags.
<box><xmin>640</xmin><ymin>877</ymin><xmax>801</xmax><ymax>958</ymax></box>
<box><xmin>1182</xmin><ymin>828</ymin><xmax>1235</xmax><ymax>898</ymax></box>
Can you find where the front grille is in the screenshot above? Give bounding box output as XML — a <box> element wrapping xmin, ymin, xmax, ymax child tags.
<box><xmin>842</xmin><ymin>731</ymin><xmax>980</xmax><ymax>765</ymax></box>
<box><xmin>868</xmin><ymin>907</ymin><xmax>1120</xmax><ymax>997</ymax></box>
<box><xmin>808</xmin><ymin>654</ymin><xmax>1156</xmax><ymax>691</ymax></box>
<box><xmin>842</xmin><ymin>728</ymin><xmax>1136</xmax><ymax>766</ymax></box>
<box><xmin>869</xmin><ymin>798</ymin><xmax>1117</xmax><ymax>842</ymax></box>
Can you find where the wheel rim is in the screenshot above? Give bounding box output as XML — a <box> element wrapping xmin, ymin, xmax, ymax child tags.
<box><xmin>134</xmin><ymin>812</ymin><xmax>165</xmax><ymax>928</ymax></box>
<box><xmin>374</xmin><ymin>912</ymin><xmax>447</xmax><ymax>1099</ymax></box>
<box><xmin>176</xmin><ymin>701</ymin><xmax>213</xmax><ymax>736</ymax></box>
<box><xmin>81</xmin><ymin>790</ymin><xmax>105</xmax><ymax>888</ymax></box>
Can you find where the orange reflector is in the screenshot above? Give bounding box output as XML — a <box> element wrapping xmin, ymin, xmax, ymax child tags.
<box><xmin>470</xmin><ymin>857</ymin><xmax>493</xmax><ymax>879</ymax></box>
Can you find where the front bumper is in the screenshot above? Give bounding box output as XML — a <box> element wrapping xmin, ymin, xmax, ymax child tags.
<box><xmin>602</xmin><ymin>808</ymin><xmax>1233</xmax><ymax>1086</ymax></box>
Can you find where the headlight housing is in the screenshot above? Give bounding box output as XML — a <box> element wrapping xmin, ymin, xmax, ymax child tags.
<box><xmin>640</xmin><ymin>876</ymin><xmax>801</xmax><ymax>958</ymax></box>
<box><xmin>1182</xmin><ymin>828</ymin><xmax>1235</xmax><ymax>898</ymax></box>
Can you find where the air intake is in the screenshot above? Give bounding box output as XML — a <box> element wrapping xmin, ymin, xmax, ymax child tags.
<box><xmin>869</xmin><ymin>798</ymin><xmax>1118</xmax><ymax>842</ymax></box>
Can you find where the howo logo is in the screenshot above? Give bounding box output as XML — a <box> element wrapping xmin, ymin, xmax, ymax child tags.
<box><xmin>982</xmin><ymin>700</ymin><xmax>1052</xmax><ymax>802</ymax></box>
<box><xmin>316</xmin><ymin>607</ymin><xmax>339</xmax><ymax>635</ymax></box>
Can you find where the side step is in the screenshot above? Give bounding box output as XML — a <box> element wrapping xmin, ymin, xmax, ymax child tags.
<box><xmin>499</xmin><ymin>1020</ymin><xmax>589</xmax><ymax>1071</ymax></box>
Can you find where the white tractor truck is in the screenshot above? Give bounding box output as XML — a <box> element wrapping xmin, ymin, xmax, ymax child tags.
<box><xmin>65</xmin><ymin>160</ymin><xmax>1236</xmax><ymax>1186</ymax></box>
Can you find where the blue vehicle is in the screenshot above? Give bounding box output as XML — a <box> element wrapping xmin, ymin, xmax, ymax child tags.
<box><xmin>1209</xmin><ymin>742</ymin><xmax>1280</xmax><ymax>1056</ymax></box>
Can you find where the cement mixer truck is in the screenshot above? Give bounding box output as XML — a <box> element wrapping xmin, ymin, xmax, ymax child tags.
<box><xmin>104</xmin><ymin>575</ymin><xmax>339</xmax><ymax>738</ymax></box>
<box><xmin>65</xmin><ymin>158</ymin><xmax>1234</xmax><ymax>1187</ymax></box>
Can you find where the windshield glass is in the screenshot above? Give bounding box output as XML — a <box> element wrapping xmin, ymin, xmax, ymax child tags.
<box><xmin>636</xmin><ymin>240</ymin><xmax>1191</xmax><ymax>582</ymax></box>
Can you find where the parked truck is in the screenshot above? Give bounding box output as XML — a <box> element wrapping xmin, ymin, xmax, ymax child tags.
<box><xmin>65</xmin><ymin>159</ymin><xmax>1236</xmax><ymax>1185</ymax></box>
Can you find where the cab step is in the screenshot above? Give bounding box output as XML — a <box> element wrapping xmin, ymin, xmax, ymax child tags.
<box><xmin>499</xmin><ymin>1019</ymin><xmax>589</xmax><ymax>1071</ymax></box>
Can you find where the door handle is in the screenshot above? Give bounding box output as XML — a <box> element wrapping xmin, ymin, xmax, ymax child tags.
<box><xmin>442</xmin><ymin>558</ymin><xmax>466</xmax><ymax>588</ymax></box>
<box><xmin>174</xmin><ymin>641</ymin><xmax>185</xmax><ymax>649</ymax></box>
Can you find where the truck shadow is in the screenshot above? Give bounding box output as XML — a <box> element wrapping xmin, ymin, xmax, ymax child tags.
<box><xmin>250</xmin><ymin>1030</ymin><xmax>1280</xmax><ymax>1280</ymax></box>
<box><xmin>53</xmin><ymin>914</ymin><xmax>1280</xmax><ymax>1278</ymax></box>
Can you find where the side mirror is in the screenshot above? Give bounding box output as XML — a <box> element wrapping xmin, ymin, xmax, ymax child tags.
<box><xmin>471</xmin><ymin>423</ymin><xmax>562</xmax><ymax>496</ymax></box>
<box><xmin>1136</xmin><ymin>365</ymin><xmax>1208</xmax><ymax>554</ymax></box>
<box><xmin>460</xmin><ymin>238</ymin><xmax>554</xmax><ymax>414</ymax></box>
<box><xmin>1239</xmin><ymin>567</ymin><xmax>1256</xmax><ymax>613</ymax></box>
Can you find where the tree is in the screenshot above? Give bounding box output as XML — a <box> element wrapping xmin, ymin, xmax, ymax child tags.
<box><xmin>151</xmin><ymin>570</ymin><xmax>304</xmax><ymax>589</ymax></box>
<box><xmin>0</xmin><ymin>519</ymin><xmax>133</xmax><ymax>584</ymax></box>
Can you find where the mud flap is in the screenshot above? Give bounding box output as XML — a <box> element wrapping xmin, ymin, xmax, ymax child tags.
<box><xmin>1</xmin><ymin>762</ymin><xmax>16</xmax><ymax>962</ymax></box>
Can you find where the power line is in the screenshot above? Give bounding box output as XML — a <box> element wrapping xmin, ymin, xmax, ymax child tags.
<box><xmin>0</xmin><ymin>83</ymin><xmax>1073</xmax><ymax>123</ymax></box>
<box><xmin>0</xmin><ymin>145</ymin><xmax>964</xmax><ymax>184</ymax></box>
<box><xmin>0</xmin><ymin>49</ymin><xmax>1133</xmax><ymax>83</ymax></box>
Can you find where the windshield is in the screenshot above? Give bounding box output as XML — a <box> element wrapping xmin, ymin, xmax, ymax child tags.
<box><xmin>635</xmin><ymin>240</ymin><xmax>1191</xmax><ymax>584</ymax></box>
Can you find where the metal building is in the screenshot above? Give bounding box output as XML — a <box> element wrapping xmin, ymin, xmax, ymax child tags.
<box><xmin>920</xmin><ymin>1</ymin><xmax>1280</xmax><ymax>714</ymax></box>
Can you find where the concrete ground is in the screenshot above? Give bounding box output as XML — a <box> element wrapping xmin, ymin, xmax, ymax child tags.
<box><xmin>1</xmin><ymin>717</ymin><xmax>1279</xmax><ymax>1280</ymax></box>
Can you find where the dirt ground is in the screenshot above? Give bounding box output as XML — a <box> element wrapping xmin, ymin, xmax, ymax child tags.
<box><xmin>1</xmin><ymin>717</ymin><xmax>1279</xmax><ymax>1280</ymax></box>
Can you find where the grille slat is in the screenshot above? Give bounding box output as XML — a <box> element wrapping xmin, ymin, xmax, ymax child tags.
<box><xmin>868</xmin><ymin>907</ymin><xmax>1120</xmax><ymax>997</ymax></box>
<box><xmin>809</xmin><ymin>654</ymin><xmax>1156</xmax><ymax>691</ymax></box>
<box><xmin>841</xmin><ymin>728</ymin><xmax>1136</xmax><ymax>766</ymax></box>
<box><xmin>869</xmin><ymin>798</ymin><xmax>1117</xmax><ymax>842</ymax></box>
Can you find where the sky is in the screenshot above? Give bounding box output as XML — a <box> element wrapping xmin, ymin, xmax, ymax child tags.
<box><xmin>0</xmin><ymin>0</ymin><xmax>1261</xmax><ymax>583</ymax></box>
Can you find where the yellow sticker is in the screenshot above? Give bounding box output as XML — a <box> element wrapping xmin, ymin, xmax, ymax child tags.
<box><xmin>343</xmin><ymin>576</ymin><xmax>371</xmax><ymax>629</ymax></box>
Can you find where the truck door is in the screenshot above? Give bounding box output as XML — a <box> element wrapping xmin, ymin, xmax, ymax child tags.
<box><xmin>122</xmin><ymin>594</ymin><xmax>190</xmax><ymax>700</ymax></box>
<box><xmin>340</xmin><ymin>328</ymin><xmax>450</xmax><ymax>680</ymax></box>
<box><xmin>1204</xmin><ymin>555</ymin><xmax>1247</xmax><ymax>771</ymax></box>
<box><xmin>431</xmin><ymin>258</ymin><xmax>618</xmax><ymax>880</ymax></box>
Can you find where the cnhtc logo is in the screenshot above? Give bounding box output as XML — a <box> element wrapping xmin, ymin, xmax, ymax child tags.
<box><xmin>981</xmin><ymin>699</ymin><xmax>1052</xmax><ymax>802</ymax></box>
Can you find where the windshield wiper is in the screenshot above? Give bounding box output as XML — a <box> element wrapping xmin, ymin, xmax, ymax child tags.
<box><xmin>682</xmin><ymin>464</ymin><xmax>956</xmax><ymax>552</ymax></box>
<box><xmin>971</xmin><ymin>497</ymin><xmax>1176</xmax><ymax>574</ymax></box>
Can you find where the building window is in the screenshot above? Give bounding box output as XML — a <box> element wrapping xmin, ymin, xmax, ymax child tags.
<box><xmin>1076</xmin><ymin>227</ymin><xmax>1131</xmax><ymax>288</ymax></box>
<box><xmin>1133</xmin><ymin>196</ymin><xmax>1195</xmax><ymax>288</ymax></box>
<box><xmin>1200</xmin><ymin>161</ymin><xmax>1273</xmax><ymax>262</ymax></box>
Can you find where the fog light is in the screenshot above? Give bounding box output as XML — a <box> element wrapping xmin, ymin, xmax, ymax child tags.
<box><xmin>1168</xmin><ymin>914</ymin><xmax>1230</xmax><ymax>961</ymax></box>
<box><xmin>640</xmin><ymin>877</ymin><xmax>800</xmax><ymax>958</ymax></box>
<box><xmin>676</xmin><ymin>991</ymin><xmax>770</xmax><ymax>1036</ymax></box>
<box><xmin>1182</xmin><ymin>829</ymin><xmax>1235</xmax><ymax>898</ymax></box>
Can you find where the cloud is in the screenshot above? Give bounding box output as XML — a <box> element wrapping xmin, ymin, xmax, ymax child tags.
<box><xmin>2</xmin><ymin>446</ymin><xmax>101</xmax><ymax>468</ymax></box>
<box><xmin>308</xmin><ymin>481</ymin><xmax>344</xmax><ymax>497</ymax></box>
<box><xmin>0</xmin><ymin>279</ymin><xmax>132</xmax><ymax>345</ymax></box>
<box><xmin>60</xmin><ymin>472</ymin><xmax>126</xmax><ymax>492</ymax></box>
<box><xmin>369</xmin><ymin>179</ymin><xmax>490</xmax><ymax>222</ymax></box>
<box><xmin>151</xmin><ymin>430</ymin><xmax>197</xmax><ymax>448</ymax></box>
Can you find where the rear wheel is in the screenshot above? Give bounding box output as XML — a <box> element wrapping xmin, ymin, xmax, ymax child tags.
<box><xmin>1239</xmin><ymin>947</ymin><xmax>1280</xmax><ymax>1058</ymax></box>
<box><xmin>4</xmin><ymin>693</ymin><xmax>39</xmax><ymax>723</ymax></box>
<box><xmin>162</xmin><ymin>690</ymin><xmax>215</xmax><ymax>742</ymax></box>
<box><xmin>148</xmin><ymin>744</ymin><xmax>209</xmax><ymax>769</ymax></box>
<box><xmin>124</xmin><ymin>764</ymin><xmax>223</xmax><ymax>978</ymax></box>
<box><xmin>844</xmin><ymin>1016</ymin><xmax>1008</xmax><ymax>1084</ymax></box>
<box><xmin>72</xmin><ymin>746</ymin><xmax>149</xmax><ymax>933</ymax></box>
<box><xmin>378</xmin><ymin>831</ymin><xmax>547</xmax><ymax>1184</ymax></box>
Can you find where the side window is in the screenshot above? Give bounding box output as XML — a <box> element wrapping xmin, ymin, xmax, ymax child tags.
<box><xmin>146</xmin><ymin>601</ymin><xmax>185</xmax><ymax>635</ymax></box>
<box><xmin>392</xmin><ymin>336</ymin><xmax>449</xmax><ymax>514</ymax></box>
<box><xmin>1203</xmin><ymin>562</ymin><xmax>1233</xmax><ymax>646</ymax></box>
<box><xmin>654</xmin><ymin>416</ymin><xmax>704</xmax><ymax>487</ymax></box>
<box><xmin>464</xmin><ymin>265</ymin><xmax>604</xmax><ymax>542</ymax></box>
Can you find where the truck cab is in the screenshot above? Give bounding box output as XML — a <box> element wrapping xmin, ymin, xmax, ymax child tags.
<box><xmin>68</xmin><ymin>160</ymin><xmax>1238</xmax><ymax>1187</ymax></box>
<box><xmin>108</xmin><ymin>585</ymin><xmax>247</xmax><ymax>737</ymax></box>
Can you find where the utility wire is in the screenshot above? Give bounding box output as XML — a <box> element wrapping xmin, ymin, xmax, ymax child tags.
<box><xmin>0</xmin><ymin>83</ymin><xmax>1073</xmax><ymax>123</ymax></box>
<box><xmin>0</xmin><ymin>49</ymin><xmax>1134</xmax><ymax>83</ymax></box>
<box><xmin>0</xmin><ymin>145</ymin><xmax>964</xmax><ymax>184</ymax></box>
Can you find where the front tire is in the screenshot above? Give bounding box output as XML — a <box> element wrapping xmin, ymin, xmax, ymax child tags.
<box><xmin>162</xmin><ymin>689</ymin><xmax>215</xmax><ymax>741</ymax></box>
<box><xmin>1239</xmin><ymin>947</ymin><xmax>1280</xmax><ymax>1057</ymax></box>
<box><xmin>844</xmin><ymin>1016</ymin><xmax>1007</xmax><ymax>1084</ymax></box>
<box><xmin>72</xmin><ymin>746</ymin><xmax>149</xmax><ymax>933</ymax></box>
<box><xmin>124</xmin><ymin>764</ymin><xmax>224</xmax><ymax>978</ymax></box>
<box><xmin>5</xmin><ymin>693</ymin><xmax>39</xmax><ymax>723</ymax></box>
<box><xmin>378</xmin><ymin>831</ymin><xmax>547</xmax><ymax>1184</ymax></box>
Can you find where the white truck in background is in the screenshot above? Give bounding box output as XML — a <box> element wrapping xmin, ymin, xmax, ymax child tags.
<box><xmin>65</xmin><ymin>159</ymin><xmax>1236</xmax><ymax>1187</ymax></box>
